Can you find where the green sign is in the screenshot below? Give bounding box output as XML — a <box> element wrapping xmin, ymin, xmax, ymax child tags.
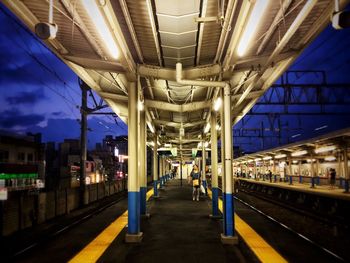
<box><xmin>0</xmin><ymin>173</ymin><xmax>38</xmax><ymax>179</ymax></box>
<box><xmin>170</xmin><ymin>147</ymin><xmax>177</xmax><ymax>157</ymax></box>
<box><xmin>192</xmin><ymin>148</ymin><xmax>198</xmax><ymax>158</ymax></box>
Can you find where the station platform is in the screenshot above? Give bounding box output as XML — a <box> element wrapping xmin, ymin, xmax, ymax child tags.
<box><xmin>69</xmin><ymin>179</ymin><xmax>253</xmax><ymax>263</ymax></box>
<box><xmin>237</xmin><ymin>177</ymin><xmax>350</xmax><ymax>201</ymax></box>
<box><xmin>3</xmin><ymin>178</ymin><xmax>346</xmax><ymax>262</ymax></box>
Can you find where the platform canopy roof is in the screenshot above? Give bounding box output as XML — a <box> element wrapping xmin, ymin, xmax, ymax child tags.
<box><xmin>4</xmin><ymin>0</ymin><xmax>349</xmax><ymax>154</ymax></box>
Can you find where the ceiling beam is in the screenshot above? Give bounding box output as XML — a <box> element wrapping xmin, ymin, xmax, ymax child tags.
<box><xmin>153</xmin><ymin>119</ymin><xmax>206</xmax><ymax>128</ymax></box>
<box><xmin>145</xmin><ymin>99</ymin><xmax>212</xmax><ymax>112</ymax></box>
<box><xmin>138</xmin><ymin>64</ymin><xmax>222</xmax><ymax>81</ymax></box>
<box><xmin>64</xmin><ymin>56</ymin><xmax>126</xmax><ymax>73</ymax></box>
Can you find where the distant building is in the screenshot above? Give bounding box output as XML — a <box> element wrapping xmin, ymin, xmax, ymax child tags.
<box><xmin>0</xmin><ymin>131</ymin><xmax>45</xmax><ymax>190</ymax></box>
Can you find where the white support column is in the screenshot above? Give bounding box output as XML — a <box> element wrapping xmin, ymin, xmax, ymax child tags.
<box><xmin>126</xmin><ymin>82</ymin><xmax>142</xmax><ymax>242</ymax></box>
<box><xmin>139</xmin><ymin>105</ymin><xmax>147</xmax><ymax>215</ymax></box>
<box><xmin>202</xmin><ymin>137</ymin><xmax>207</xmax><ymax>194</ymax></box>
<box><xmin>344</xmin><ymin>147</ymin><xmax>349</xmax><ymax>192</ymax></box>
<box><xmin>210</xmin><ymin>110</ymin><xmax>219</xmax><ymax>217</ymax></box>
<box><xmin>220</xmin><ymin>88</ymin><xmax>225</xmax><ymax>192</ymax></box>
<box><xmin>153</xmin><ymin>134</ymin><xmax>159</xmax><ymax>197</ymax></box>
<box><xmin>311</xmin><ymin>153</ymin><xmax>315</xmax><ymax>188</ymax></box>
<box><xmin>221</xmin><ymin>83</ymin><xmax>237</xmax><ymax>244</ymax></box>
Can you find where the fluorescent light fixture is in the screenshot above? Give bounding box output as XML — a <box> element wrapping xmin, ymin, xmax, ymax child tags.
<box><xmin>214</xmin><ymin>97</ymin><xmax>222</xmax><ymax>111</ymax></box>
<box><xmin>216</xmin><ymin>124</ymin><xmax>221</xmax><ymax>131</ymax></box>
<box><xmin>237</xmin><ymin>0</ymin><xmax>270</xmax><ymax>57</ymax></box>
<box><xmin>292</xmin><ymin>160</ymin><xmax>299</xmax><ymax>164</ymax></box>
<box><xmin>275</xmin><ymin>154</ymin><xmax>286</xmax><ymax>159</ymax></box>
<box><xmin>291</xmin><ymin>133</ymin><xmax>301</xmax><ymax>138</ymax></box>
<box><xmin>324</xmin><ymin>156</ymin><xmax>336</xmax><ymax>162</ymax></box>
<box><xmin>204</xmin><ymin>142</ymin><xmax>209</xmax><ymax>148</ymax></box>
<box><xmin>315</xmin><ymin>125</ymin><xmax>328</xmax><ymax>131</ymax></box>
<box><xmin>204</xmin><ymin>123</ymin><xmax>210</xmax><ymax>133</ymax></box>
<box><xmin>306</xmin><ymin>159</ymin><xmax>316</xmax><ymax>163</ymax></box>
<box><xmin>247</xmin><ymin>159</ymin><xmax>254</xmax><ymax>163</ymax></box>
<box><xmin>263</xmin><ymin>156</ymin><xmax>272</xmax><ymax>160</ymax></box>
<box><xmin>315</xmin><ymin>145</ymin><xmax>336</xmax><ymax>154</ymax></box>
<box><xmin>138</xmin><ymin>101</ymin><xmax>144</xmax><ymax>111</ymax></box>
<box><xmin>157</xmin><ymin>140</ymin><xmax>161</xmax><ymax>146</ymax></box>
<box><xmin>164</xmin><ymin>143</ymin><xmax>172</xmax><ymax>147</ymax></box>
<box><xmin>147</xmin><ymin>122</ymin><xmax>155</xmax><ymax>133</ymax></box>
<box><xmin>291</xmin><ymin>150</ymin><xmax>307</xmax><ymax>157</ymax></box>
<box><xmin>82</xmin><ymin>0</ymin><xmax>120</xmax><ymax>59</ymax></box>
<box><xmin>148</xmin><ymin>141</ymin><xmax>155</xmax><ymax>147</ymax></box>
<box><xmin>254</xmin><ymin>158</ymin><xmax>261</xmax><ymax>162</ymax></box>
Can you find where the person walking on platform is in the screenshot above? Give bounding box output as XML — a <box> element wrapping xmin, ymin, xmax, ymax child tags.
<box><xmin>190</xmin><ymin>164</ymin><xmax>201</xmax><ymax>201</ymax></box>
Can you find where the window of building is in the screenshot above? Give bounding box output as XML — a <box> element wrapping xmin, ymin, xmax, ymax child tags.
<box><xmin>27</xmin><ymin>153</ymin><xmax>34</xmax><ymax>162</ymax></box>
<box><xmin>0</xmin><ymin>150</ymin><xmax>9</xmax><ymax>162</ymax></box>
<box><xmin>18</xmin><ymin>152</ymin><xmax>25</xmax><ymax>162</ymax></box>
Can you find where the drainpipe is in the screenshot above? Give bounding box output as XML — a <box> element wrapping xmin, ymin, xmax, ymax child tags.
<box><xmin>176</xmin><ymin>63</ymin><xmax>226</xmax><ymax>88</ymax></box>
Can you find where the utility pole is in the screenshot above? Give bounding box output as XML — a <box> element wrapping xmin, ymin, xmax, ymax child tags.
<box><xmin>79</xmin><ymin>79</ymin><xmax>89</xmax><ymax>207</ymax></box>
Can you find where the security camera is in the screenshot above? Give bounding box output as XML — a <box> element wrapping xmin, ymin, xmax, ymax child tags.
<box><xmin>332</xmin><ymin>11</ymin><xmax>350</xmax><ymax>30</ymax></box>
<box><xmin>35</xmin><ymin>22</ymin><xmax>58</xmax><ymax>40</ymax></box>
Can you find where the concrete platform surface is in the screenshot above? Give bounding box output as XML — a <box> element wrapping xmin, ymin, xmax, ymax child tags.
<box><xmin>97</xmin><ymin>180</ymin><xmax>250</xmax><ymax>263</ymax></box>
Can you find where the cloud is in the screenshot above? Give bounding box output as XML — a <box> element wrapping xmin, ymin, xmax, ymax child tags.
<box><xmin>24</xmin><ymin>117</ymin><xmax>127</xmax><ymax>149</ymax></box>
<box><xmin>0</xmin><ymin>109</ymin><xmax>45</xmax><ymax>128</ymax></box>
<box><xmin>51</xmin><ymin>111</ymin><xmax>64</xmax><ymax>116</ymax></box>
<box><xmin>7</xmin><ymin>90</ymin><xmax>46</xmax><ymax>105</ymax></box>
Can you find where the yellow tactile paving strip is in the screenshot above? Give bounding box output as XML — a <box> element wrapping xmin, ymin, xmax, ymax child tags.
<box><xmin>69</xmin><ymin>188</ymin><xmax>155</xmax><ymax>263</ymax></box>
<box><xmin>208</xmin><ymin>188</ymin><xmax>287</xmax><ymax>263</ymax></box>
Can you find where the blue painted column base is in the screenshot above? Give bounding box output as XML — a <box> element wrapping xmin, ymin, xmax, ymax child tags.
<box><xmin>289</xmin><ymin>175</ymin><xmax>293</xmax><ymax>185</ymax></box>
<box><xmin>210</xmin><ymin>187</ymin><xmax>220</xmax><ymax>217</ymax></box>
<box><xmin>140</xmin><ymin>187</ymin><xmax>147</xmax><ymax>215</ymax></box>
<box><xmin>128</xmin><ymin>191</ymin><xmax>140</xmax><ymax>234</ymax></box>
<box><xmin>220</xmin><ymin>192</ymin><xmax>238</xmax><ymax>245</ymax></box>
<box><xmin>311</xmin><ymin>177</ymin><xmax>315</xmax><ymax>188</ymax></box>
<box><xmin>344</xmin><ymin>180</ymin><xmax>349</xmax><ymax>193</ymax></box>
<box><xmin>299</xmin><ymin>176</ymin><xmax>302</xmax><ymax>183</ymax></box>
<box><xmin>159</xmin><ymin>176</ymin><xmax>164</xmax><ymax>188</ymax></box>
<box><xmin>153</xmin><ymin>181</ymin><xmax>159</xmax><ymax>197</ymax></box>
<box><xmin>223</xmin><ymin>193</ymin><xmax>234</xmax><ymax>236</ymax></box>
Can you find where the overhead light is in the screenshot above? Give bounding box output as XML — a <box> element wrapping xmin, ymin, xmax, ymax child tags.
<box><xmin>324</xmin><ymin>156</ymin><xmax>336</xmax><ymax>162</ymax></box>
<box><xmin>237</xmin><ymin>0</ymin><xmax>270</xmax><ymax>57</ymax></box>
<box><xmin>216</xmin><ymin>124</ymin><xmax>221</xmax><ymax>131</ymax></box>
<box><xmin>247</xmin><ymin>159</ymin><xmax>254</xmax><ymax>163</ymax></box>
<box><xmin>315</xmin><ymin>145</ymin><xmax>336</xmax><ymax>154</ymax></box>
<box><xmin>291</xmin><ymin>150</ymin><xmax>307</xmax><ymax>157</ymax></box>
<box><xmin>204</xmin><ymin>123</ymin><xmax>210</xmax><ymax>133</ymax></box>
<box><xmin>275</xmin><ymin>154</ymin><xmax>287</xmax><ymax>159</ymax></box>
<box><xmin>204</xmin><ymin>142</ymin><xmax>209</xmax><ymax>148</ymax></box>
<box><xmin>138</xmin><ymin>101</ymin><xmax>144</xmax><ymax>111</ymax></box>
<box><xmin>82</xmin><ymin>0</ymin><xmax>120</xmax><ymax>59</ymax></box>
<box><xmin>307</xmin><ymin>159</ymin><xmax>316</xmax><ymax>163</ymax></box>
<box><xmin>263</xmin><ymin>156</ymin><xmax>272</xmax><ymax>160</ymax></box>
<box><xmin>147</xmin><ymin>121</ymin><xmax>155</xmax><ymax>133</ymax></box>
<box><xmin>214</xmin><ymin>97</ymin><xmax>222</xmax><ymax>111</ymax></box>
<box><xmin>315</xmin><ymin>125</ymin><xmax>328</xmax><ymax>131</ymax></box>
<box><xmin>254</xmin><ymin>158</ymin><xmax>261</xmax><ymax>162</ymax></box>
<box><xmin>157</xmin><ymin>140</ymin><xmax>161</xmax><ymax>146</ymax></box>
<box><xmin>292</xmin><ymin>160</ymin><xmax>299</xmax><ymax>164</ymax></box>
<box><xmin>164</xmin><ymin>143</ymin><xmax>172</xmax><ymax>148</ymax></box>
